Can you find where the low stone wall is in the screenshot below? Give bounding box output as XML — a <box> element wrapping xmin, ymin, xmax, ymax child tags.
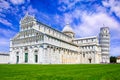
<box><xmin>0</xmin><ymin>53</ymin><xmax>10</xmax><ymax>64</ymax></box>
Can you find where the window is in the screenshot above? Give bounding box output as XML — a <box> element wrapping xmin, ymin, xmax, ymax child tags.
<box><xmin>39</xmin><ymin>25</ymin><xmax>41</xmax><ymax>30</ymax></box>
<box><xmin>36</xmin><ymin>33</ymin><xmax>38</xmax><ymax>35</ymax></box>
<box><xmin>25</xmin><ymin>47</ymin><xmax>28</xmax><ymax>51</ymax></box>
<box><xmin>44</xmin><ymin>27</ymin><xmax>46</xmax><ymax>32</ymax></box>
<box><xmin>49</xmin><ymin>29</ymin><xmax>50</xmax><ymax>33</ymax></box>
<box><xmin>35</xmin><ymin>50</ymin><xmax>38</xmax><ymax>52</ymax></box>
<box><xmin>53</xmin><ymin>31</ymin><xmax>54</xmax><ymax>35</ymax></box>
<box><xmin>83</xmin><ymin>54</ymin><xmax>85</xmax><ymax>57</ymax></box>
<box><xmin>106</xmin><ymin>30</ymin><xmax>107</xmax><ymax>33</ymax></box>
<box><xmin>16</xmin><ymin>52</ymin><xmax>19</xmax><ymax>63</ymax></box>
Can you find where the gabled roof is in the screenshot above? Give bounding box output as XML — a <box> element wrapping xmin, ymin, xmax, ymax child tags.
<box><xmin>20</xmin><ymin>13</ymin><xmax>36</xmax><ymax>24</ymax></box>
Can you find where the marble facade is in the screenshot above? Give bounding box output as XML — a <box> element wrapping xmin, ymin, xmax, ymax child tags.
<box><xmin>10</xmin><ymin>14</ymin><xmax>110</xmax><ymax>64</ymax></box>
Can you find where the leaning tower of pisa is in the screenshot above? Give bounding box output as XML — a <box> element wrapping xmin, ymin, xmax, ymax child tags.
<box><xmin>99</xmin><ymin>27</ymin><xmax>110</xmax><ymax>63</ymax></box>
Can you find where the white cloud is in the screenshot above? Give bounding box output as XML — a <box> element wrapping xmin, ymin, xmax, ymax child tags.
<box><xmin>58</xmin><ymin>5</ymin><xmax>67</xmax><ymax>12</ymax></box>
<box><xmin>0</xmin><ymin>28</ymin><xmax>16</xmax><ymax>52</ymax></box>
<box><xmin>0</xmin><ymin>38</ymin><xmax>9</xmax><ymax>52</ymax></box>
<box><xmin>22</xmin><ymin>5</ymin><xmax>38</xmax><ymax>16</ymax></box>
<box><xmin>0</xmin><ymin>28</ymin><xmax>16</xmax><ymax>38</ymax></box>
<box><xmin>58</xmin><ymin>0</ymin><xmax>80</xmax><ymax>12</ymax></box>
<box><xmin>53</xmin><ymin>14</ymin><xmax>65</xmax><ymax>29</ymax></box>
<box><xmin>111</xmin><ymin>5</ymin><xmax>120</xmax><ymax>17</ymax></box>
<box><xmin>0</xmin><ymin>0</ymin><xmax>10</xmax><ymax>9</ymax></box>
<box><xmin>0</xmin><ymin>13</ymin><xmax>6</xmax><ymax>17</ymax></box>
<box><xmin>59</xmin><ymin>0</ymin><xmax>80</xmax><ymax>6</ymax></box>
<box><xmin>10</xmin><ymin>0</ymin><xmax>25</xmax><ymax>5</ymax></box>
<box><xmin>102</xmin><ymin>1</ymin><xmax>110</xmax><ymax>7</ymax></box>
<box><xmin>0</xmin><ymin>18</ymin><xmax>12</xmax><ymax>27</ymax></box>
<box><xmin>27</xmin><ymin>5</ymin><xmax>38</xmax><ymax>15</ymax></box>
<box><xmin>102</xmin><ymin>0</ymin><xmax>120</xmax><ymax>18</ymax></box>
<box><xmin>64</xmin><ymin>13</ymin><xmax>73</xmax><ymax>24</ymax></box>
<box><xmin>0</xmin><ymin>38</ymin><xmax>9</xmax><ymax>46</ymax></box>
<box><xmin>59</xmin><ymin>6</ymin><xmax>120</xmax><ymax>38</ymax></box>
<box><xmin>60</xmin><ymin>6</ymin><xmax>120</xmax><ymax>56</ymax></box>
<box><xmin>73</xmin><ymin>12</ymin><xmax>120</xmax><ymax>37</ymax></box>
<box><xmin>62</xmin><ymin>9</ymin><xmax>82</xmax><ymax>26</ymax></box>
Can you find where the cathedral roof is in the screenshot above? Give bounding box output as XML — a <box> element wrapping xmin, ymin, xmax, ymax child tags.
<box><xmin>62</xmin><ymin>23</ymin><xmax>74</xmax><ymax>33</ymax></box>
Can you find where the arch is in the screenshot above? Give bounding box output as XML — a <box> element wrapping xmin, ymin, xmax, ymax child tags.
<box><xmin>34</xmin><ymin>50</ymin><xmax>38</xmax><ymax>63</ymax></box>
<box><xmin>24</xmin><ymin>47</ymin><xmax>28</xmax><ymax>51</ymax></box>
<box><xmin>16</xmin><ymin>52</ymin><xmax>19</xmax><ymax>63</ymax></box>
<box><xmin>88</xmin><ymin>58</ymin><xmax>92</xmax><ymax>63</ymax></box>
<box><xmin>35</xmin><ymin>54</ymin><xmax>38</xmax><ymax>63</ymax></box>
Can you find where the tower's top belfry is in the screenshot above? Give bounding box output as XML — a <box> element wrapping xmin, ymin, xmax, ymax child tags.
<box><xmin>99</xmin><ymin>27</ymin><xmax>110</xmax><ymax>36</ymax></box>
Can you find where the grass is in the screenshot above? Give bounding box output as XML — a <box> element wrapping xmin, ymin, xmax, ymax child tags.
<box><xmin>0</xmin><ymin>64</ymin><xmax>120</xmax><ymax>80</ymax></box>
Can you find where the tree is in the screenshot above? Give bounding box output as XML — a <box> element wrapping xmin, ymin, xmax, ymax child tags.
<box><xmin>110</xmin><ymin>56</ymin><xmax>117</xmax><ymax>63</ymax></box>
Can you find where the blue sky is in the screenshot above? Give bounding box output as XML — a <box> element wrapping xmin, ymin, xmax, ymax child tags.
<box><xmin>0</xmin><ymin>0</ymin><xmax>120</xmax><ymax>56</ymax></box>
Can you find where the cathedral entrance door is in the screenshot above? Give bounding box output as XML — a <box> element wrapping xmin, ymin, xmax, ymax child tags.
<box><xmin>35</xmin><ymin>55</ymin><xmax>38</xmax><ymax>63</ymax></box>
<box><xmin>16</xmin><ymin>56</ymin><xmax>19</xmax><ymax>63</ymax></box>
<box><xmin>89</xmin><ymin>59</ymin><xmax>92</xmax><ymax>63</ymax></box>
<box><xmin>25</xmin><ymin>53</ymin><xmax>28</xmax><ymax>63</ymax></box>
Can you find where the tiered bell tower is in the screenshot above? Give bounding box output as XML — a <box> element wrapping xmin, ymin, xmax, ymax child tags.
<box><xmin>99</xmin><ymin>27</ymin><xmax>110</xmax><ymax>63</ymax></box>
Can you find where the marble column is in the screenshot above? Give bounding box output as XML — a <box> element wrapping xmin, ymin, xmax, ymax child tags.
<box><xmin>50</xmin><ymin>47</ymin><xmax>54</xmax><ymax>64</ymax></box>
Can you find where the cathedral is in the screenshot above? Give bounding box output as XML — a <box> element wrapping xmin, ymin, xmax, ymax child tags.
<box><xmin>10</xmin><ymin>14</ymin><xmax>110</xmax><ymax>64</ymax></box>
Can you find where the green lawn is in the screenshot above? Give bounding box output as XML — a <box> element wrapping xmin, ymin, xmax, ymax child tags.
<box><xmin>0</xmin><ymin>64</ymin><xmax>120</xmax><ymax>80</ymax></box>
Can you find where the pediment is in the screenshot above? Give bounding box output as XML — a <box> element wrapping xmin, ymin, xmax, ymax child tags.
<box><xmin>20</xmin><ymin>14</ymin><xmax>36</xmax><ymax>24</ymax></box>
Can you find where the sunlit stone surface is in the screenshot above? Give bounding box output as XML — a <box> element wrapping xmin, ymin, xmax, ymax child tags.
<box><xmin>10</xmin><ymin>14</ymin><xmax>110</xmax><ymax>64</ymax></box>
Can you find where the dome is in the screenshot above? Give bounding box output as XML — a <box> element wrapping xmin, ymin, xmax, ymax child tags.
<box><xmin>62</xmin><ymin>23</ymin><xmax>74</xmax><ymax>33</ymax></box>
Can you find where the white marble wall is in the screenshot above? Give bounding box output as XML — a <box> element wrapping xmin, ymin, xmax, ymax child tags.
<box><xmin>0</xmin><ymin>54</ymin><xmax>9</xmax><ymax>64</ymax></box>
<box><xmin>10</xmin><ymin>14</ymin><xmax>107</xmax><ymax>64</ymax></box>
